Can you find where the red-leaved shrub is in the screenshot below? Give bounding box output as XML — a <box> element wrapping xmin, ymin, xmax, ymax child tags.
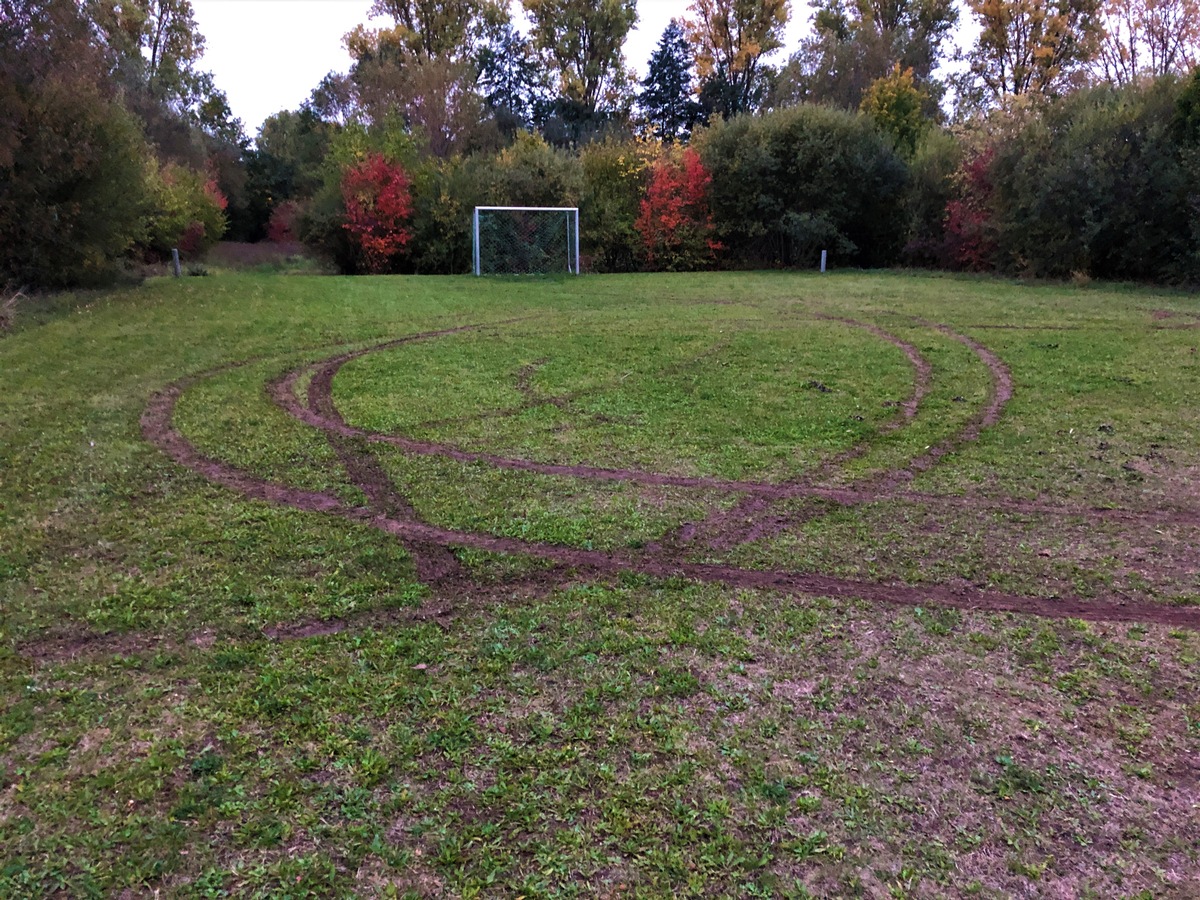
<box><xmin>944</xmin><ymin>149</ymin><xmax>996</xmax><ymax>271</ymax></box>
<box><xmin>635</xmin><ymin>148</ymin><xmax>721</xmax><ymax>271</ymax></box>
<box><xmin>204</xmin><ymin>177</ymin><xmax>229</xmax><ymax>211</ymax></box>
<box><xmin>177</xmin><ymin>221</ymin><xmax>207</xmax><ymax>254</ymax></box>
<box><xmin>267</xmin><ymin>200</ymin><xmax>301</xmax><ymax>243</ymax></box>
<box><xmin>340</xmin><ymin>153</ymin><xmax>413</xmax><ymax>274</ymax></box>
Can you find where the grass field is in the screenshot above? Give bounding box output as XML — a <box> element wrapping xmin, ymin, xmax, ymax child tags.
<box><xmin>2</xmin><ymin>270</ymin><xmax>1200</xmax><ymax>898</ymax></box>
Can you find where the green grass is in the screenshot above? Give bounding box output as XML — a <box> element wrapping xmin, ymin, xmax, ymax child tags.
<box><xmin>2</xmin><ymin>270</ymin><xmax>1199</xmax><ymax>897</ymax></box>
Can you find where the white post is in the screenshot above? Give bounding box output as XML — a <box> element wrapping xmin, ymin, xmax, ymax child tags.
<box><xmin>171</xmin><ymin>248</ymin><xmax>181</xmax><ymax>277</ymax></box>
<box><xmin>472</xmin><ymin>208</ymin><xmax>480</xmax><ymax>276</ymax></box>
<box><xmin>574</xmin><ymin>208</ymin><xmax>581</xmax><ymax>275</ymax></box>
<box><xmin>820</xmin><ymin>250</ymin><xmax>827</xmax><ymax>273</ymax></box>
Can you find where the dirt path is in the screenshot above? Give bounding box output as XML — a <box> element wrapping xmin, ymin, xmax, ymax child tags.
<box><xmin>132</xmin><ymin>321</ymin><xmax>1200</xmax><ymax>630</ymax></box>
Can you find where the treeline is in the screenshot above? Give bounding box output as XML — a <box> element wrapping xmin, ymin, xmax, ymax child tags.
<box><xmin>1</xmin><ymin>0</ymin><xmax>242</xmax><ymax>287</ymax></box>
<box><xmin>4</xmin><ymin>0</ymin><xmax>1200</xmax><ymax>287</ymax></box>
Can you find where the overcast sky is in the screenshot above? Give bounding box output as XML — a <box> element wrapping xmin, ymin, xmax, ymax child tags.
<box><xmin>190</xmin><ymin>0</ymin><xmax>815</xmax><ymax>137</ymax></box>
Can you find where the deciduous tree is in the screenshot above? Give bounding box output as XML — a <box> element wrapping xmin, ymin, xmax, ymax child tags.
<box><xmin>522</xmin><ymin>0</ymin><xmax>638</xmax><ymax>116</ymax></box>
<box><xmin>1094</xmin><ymin>0</ymin><xmax>1200</xmax><ymax>84</ymax></box>
<box><xmin>1</xmin><ymin>0</ymin><xmax>153</xmax><ymax>287</ymax></box>
<box><xmin>685</xmin><ymin>0</ymin><xmax>789</xmax><ymax>119</ymax></box>
<box><xmin>343</xmin><ymin>2</ymin><xmax>511</xmax><ymax>155</ymax></box>
<box><xmin>345</xmin><ymin>26</ymin><xmax>495</xmax><ymax>156</ymax></box>
<box><xmin>860</xmin><ymin>65</ymin><xmax>930</xmax><ymax>156</ymax></box>
<box><xmin>779</xmin><ymin>0</ymin><xmax>956</xmax><ymax>111</ymax></box>
<box><xmin>965</xmin><ymin>0</ymin><xmax>1103</xmax><ymax>102</ymax></box>
<box><xmin>88</xmin><ymin>0</ymin><xmax>240</xmax><ymax>141</ymax></box>
<box><xmin>349</xmin><ymin>0</ymin><xmax>501</xmax><ymax>61</ymax></box>
<box><xmin>88</xmin><ymin>0</ymin><xmax>204</xmax><ymax>98</ymax></box>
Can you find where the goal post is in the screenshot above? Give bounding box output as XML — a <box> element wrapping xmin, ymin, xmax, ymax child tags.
<box><xmin>473</xmin><ymin>206</ymin><xmax>581</xmax><ymax>276</ymax></box>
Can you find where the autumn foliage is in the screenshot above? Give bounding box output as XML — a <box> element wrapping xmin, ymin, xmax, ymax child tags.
<box><xmin>944</xmin><ymin>149</ymin><xmax>997</xmax><ymax>271</ymax></box>
<box><xmin>341</xmin><ymin>153</ymin><xmax>414</xmax><ymax>273</ymax></box>
<box><xmin>266</xmin><ymin>200</ymin><xmax>301</xmax><ymax>243</ymax></box>
<box><xmin>635</xmin><ymin>147</ymin><xmax>720</xmax><ymax>270</ymax></box>
<box><xmin>144</xmin><ymin>162</ymin><xmax>229</xmax><ymax>257</ymax></box>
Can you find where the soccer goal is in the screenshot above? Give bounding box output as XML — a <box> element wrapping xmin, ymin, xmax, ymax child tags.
<box><xmin>473</xmin><ymin>207</ymin><xmax>581</xmax><ymax>276</ymax></box>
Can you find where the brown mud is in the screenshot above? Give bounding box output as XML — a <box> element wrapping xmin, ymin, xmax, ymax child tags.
<box><xmin>127</xmin><ymin>319</ymin><xmax>1200</xmax><ymax>630</ymax></box>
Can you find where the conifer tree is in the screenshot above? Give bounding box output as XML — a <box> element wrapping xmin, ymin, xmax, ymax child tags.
<box><xmin>638</xmin><ymin>20</ymin><xmax>705</xmax><ymax>143</ymax></box>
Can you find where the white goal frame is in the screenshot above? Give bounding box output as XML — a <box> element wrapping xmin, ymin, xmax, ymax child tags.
<box><xmin>473</xmin><ymin>206</ymin><xmax>581</xmax><ymax>276</ymax></box>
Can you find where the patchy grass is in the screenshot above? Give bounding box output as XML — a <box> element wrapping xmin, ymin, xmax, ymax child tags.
<box><xmin>1</xmin><ymin>271</ymin><xmax>1199</xmax><ymax>897</ymax></box>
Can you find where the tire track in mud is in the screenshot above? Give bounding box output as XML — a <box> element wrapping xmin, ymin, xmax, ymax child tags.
<box><xmin>134</xmin><ymin>322</ymin><xmax>1200</xmax><ymax>630</ymax></box>
<box><xmin>271</xmin><ymin>365</ymin><xmax>463</xmax><ymax>584</ymax></box>
<box><xmin>666</xmin><ymin>315</ymin><xmax>934</xmax><ymax>552</ymax></box>
<box><xmin>708</xmin><ymin>319</ymin><xmax>1022</xmax><ymax>547</ymax></box>
<box><xmin>870</xmin><ymin>322</ymin><xmax>1014</xmax><ymax>491</ymax></box>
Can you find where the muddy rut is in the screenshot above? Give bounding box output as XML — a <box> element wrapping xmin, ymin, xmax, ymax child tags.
<box><xmin>120</xmin><ymin>317</ymin><xmax>1200</xmax><ymax>635</ymax></box>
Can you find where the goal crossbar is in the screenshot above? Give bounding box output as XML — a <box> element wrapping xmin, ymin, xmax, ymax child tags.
<box><xmin>473</xmin><ymin>206</ymin><xmax>581</xmax><ymax>276</ymax></box>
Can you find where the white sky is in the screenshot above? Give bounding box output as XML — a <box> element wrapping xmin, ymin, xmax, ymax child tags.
<box><xmin>190</xmin><ymin>0</ymin><xmax>814</xmax><ymax>137</ymax></box>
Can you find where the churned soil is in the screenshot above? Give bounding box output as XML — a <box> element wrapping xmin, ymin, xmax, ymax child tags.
<box><xmin>127</xmin><ymin>320</ymin><xmax>1200</xmax><ymax>634</ymax></box>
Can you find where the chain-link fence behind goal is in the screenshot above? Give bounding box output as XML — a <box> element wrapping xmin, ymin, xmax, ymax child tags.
<box><xmin>473</xmin><ymin>207</ymin><xmax>580</xmax><ymax>275</ymax></box>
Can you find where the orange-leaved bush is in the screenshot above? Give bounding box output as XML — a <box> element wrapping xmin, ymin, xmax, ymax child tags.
<box><xmin>635</xmin><ymin>147</ymin><xmax>721</xmax><ymax>271</ymax></box>
<box><xmin>341</xmin><ymin>153</ymin><xmax>413</xmax><ymax>273</ymax></box>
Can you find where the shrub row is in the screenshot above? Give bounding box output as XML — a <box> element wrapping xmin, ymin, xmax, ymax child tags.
<box><xmin>1</xmin><ymin>75</ymin><xmax>229</xmax><ymax>289</ymax></box>
<box><xmin>294</xmin><ymin>73</ymin><xmax>1200</xmax><ymax>284</ymax></box>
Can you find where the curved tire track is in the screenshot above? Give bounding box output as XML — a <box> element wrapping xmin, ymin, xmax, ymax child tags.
<box><xmin>139</xmin><ymin>323</ymin><xmax>1200</xmax><ymax>629</ymax></box>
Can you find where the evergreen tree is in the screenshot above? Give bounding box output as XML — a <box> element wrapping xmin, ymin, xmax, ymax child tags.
<box><xmin>638</xmin><ymin>20</ymin><xmax>705</xmax><ymax>143</ymax></box>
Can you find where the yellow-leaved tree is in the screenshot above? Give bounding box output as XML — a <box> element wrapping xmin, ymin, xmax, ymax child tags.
<box><xmin>966</xmin><ymin>0</ymin><xmax>1104</xmax><ymax>101</ymax></box>
<box><xmin>1093</xmin><ymin>0</ymin><xmax>1200</xmax><ymax>84</ymax></box>
<box><xmin>521</xmin><ymin>0</ymin><xmax>638</xmax><ymax>116</ymax></box>
<box><xmin>685</xmin><ymin>0</ymin><xmax>790</xmax><ymax>119</ymax></box>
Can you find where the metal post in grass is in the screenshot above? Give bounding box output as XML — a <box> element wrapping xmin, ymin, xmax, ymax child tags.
<box><xmin>820</xmin><ymin>250</ymin><xmax>827</xmax><ymax>273</ymax></box>
<box><xmin>172</xmin><ymin>248</ymin><xmax>181</xmax><ymax>277</ymax></box>
<box><xmin>472</xmin><ymin>208</ymin><xmax>480</xmax><ymax>276</ymax></box>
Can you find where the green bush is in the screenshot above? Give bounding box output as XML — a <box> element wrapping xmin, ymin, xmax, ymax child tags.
<box><xmin>0</xmin><ymin>78</ymin><xmax>151</xmax><ymax>288</ymax></box>
<box><xmin>580</xmin><ymin>138</ymin><xmax>656</xmax><ymax>272</ymax></box>
<box><xmin>143</xmin><ymin>162</ymin><xmax>228</xmax><ymax>258</ymax></box>
<box><xmin>476</xmin><ymin>131</ymin><xmax>584</xmax><ymax>207</ymax></box>
<box><xmin>404</xmin><ymin>157</ymin><xmax>484</xmax><ymax>274</ymax></box>
<box><xmin>694</xmin><ymin>105</ymin><xmax>909</xmax><ymax>268</ymax></box>
<box><xmin>988</xmin><ymin>80</ymin><xmax>1198</xmax><ymax>282</ymax></box>
<box><xmin>902</xmin><ymin>128</ymin><xmax>963</xmax><ymax>267</ymax></box>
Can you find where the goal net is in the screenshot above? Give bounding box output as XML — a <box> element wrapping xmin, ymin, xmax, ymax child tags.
<box><xmin>473</xmin><ymin>207</ymin><xmax>580</xmax><ymax>276</ymax></box>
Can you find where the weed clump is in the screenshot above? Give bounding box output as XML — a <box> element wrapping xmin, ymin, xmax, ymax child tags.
<box><xmin>0</xmin><ymin>285</ymin><xmax>25</xmax><ymax>332</ymax></box>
